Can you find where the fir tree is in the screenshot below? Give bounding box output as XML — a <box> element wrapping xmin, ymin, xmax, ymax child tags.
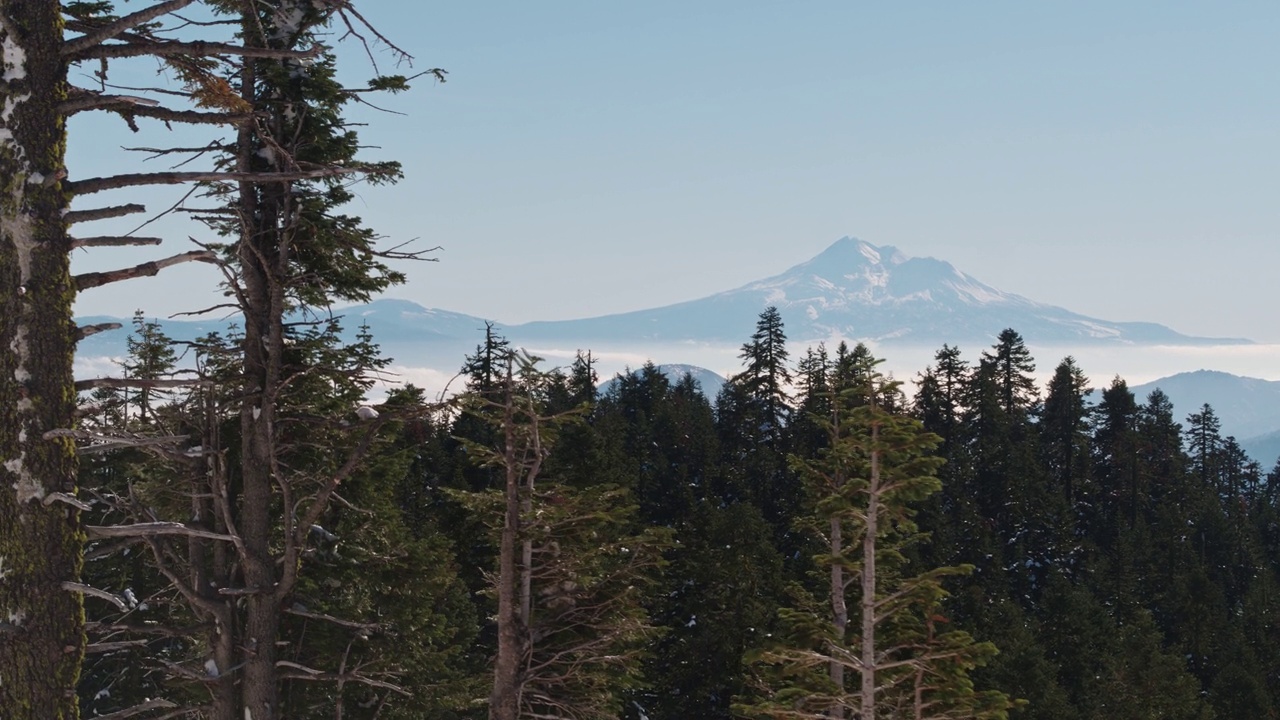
<box><xmin>739</xmin><ymin>352</ymin><xmax>1011</xmax><ymax>720</ymax></box>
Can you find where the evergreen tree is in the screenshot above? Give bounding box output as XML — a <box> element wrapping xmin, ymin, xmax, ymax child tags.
<box><xmin>459</xmin><ymin>354</ymin><xmax>669</xmax><ymax>720</ymax></box>
<box><xmin>1039</xmin><ymin>357</ymin><xmax>1092</xmax><ymax>506</ymax></box>
<box><xmin>739</xmin><ymin>353</ymin><xmax>1011</xmax><ymax>720</ymax></box>
<box><xmin>639</xmin><ymin>502</ymin><xmax>787</xmax><ymax>720</ymax></box>
<box><xmin>718</xmin><ymin>307</ymin><xmax>798</xmax><ymax>546</ymax></box>
<box><xmin>735</xmin><ymin>306</ymin><xmax>792</xmax><ymax>441</ymax></box>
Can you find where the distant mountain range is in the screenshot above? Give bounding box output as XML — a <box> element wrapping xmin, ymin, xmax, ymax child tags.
<box><xmin>511</xmin><ymin>238</ymin><xmax>1250</xmax><ymax>346</ymax></box>
<box><xmin>76</xmin><ymin>237</ymin><xmax>1251</xmax><ymax>367</ymax></box>
<box><xmin>1129</xmin><ymin>370</ymin><xmax>1280</xmax><ymax>466</ymax></box>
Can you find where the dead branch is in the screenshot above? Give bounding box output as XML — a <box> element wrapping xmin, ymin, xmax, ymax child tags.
<box><xmin>45</xmin><ymin>428</ymin><xmax>189</xmax><ymax>445</ymax></box>
<box><xmin>74</xmin><ymin>249</ymin><xmax>218</xmax><ymax>291</ymax></box>
<box><xmin>62</xmin><ymin>0</ymin><xmax>199</xmax><ymax>56</ymax></box>
<box><xmin>85</xmin><ymin>639</ymin><xmax>149</xmax><ymax>654</ymax></box>
<box><xmin>77</xmin><ymin>322</ymin><xmax>123</xmax><ymax>340</ymax></box>
<box><xmin>67</xmin><ymin>167</ymin><xmax>370</xmax><ymax>196</ymax></box>
<box><xmin>62</xmin><ymin>581</ymin><xmax>129</xmax><ymax>612</ymax></box>
<box><xmin>71</xmin><ymin>236</ymin><xmax>163</xmax><ymax>249</ymax></box>
<box><xmin>44</xmin><ymin>492</ymin><xmax>92</xmax><ymax>511</ymax></box>
<box><xmin>86</xmin><ymin>620</ymin><xmax>207</xmax><ymax>638</ymax></box>
<box><xmin>283</xmin><ymin>606</ymin><xmax>380</xmax><ymax>632</ymax></box>
<box><xmin>86</xmin><ymin>521</ymin><xmax>238</xmax><ymax>543</ymax></box>
<box><xmin>66</xmin><ymin>203</ymin><xmax>145</xmax><ymax>224</ymax></box>
<box><xmin>125</xmin><ymin>188</ymin><xmax>202</xmax><ymax>237</ymax></box>
<box><xmin>72</xmin><ymin>377</ymin><xmax>213</xmax><ymax>392</ymax></box>
<box><xmin>113</xmin><ymin>105</ymin><xmax>251</xmax><ymax>126</ymax></box>
<box><xmin>169</xmin><ymin>302</ymin><xmax>238</xmax><ymax>318</ymax></box>
<box><xmin>275</xmin><ymin>660</ymin><xmax>410</xmax><ymax>696</ymax></box>
<box><xmin>333</xmin><ymin>2</ymin><xmax>414</xmax><ymax>70</ymax></box>
<box><xmin>83</xmin><ymin>697</ymin><xmax>179</xmax><ymax>720</ymax></box>
<box><xmin>60</xmin><ymin>93</ymin><xmax>160</xmax><ymax>114</ymax></box>
<box><xmin>71</xmin><ymin>38</ymin><xmax>322</xmax><ymax>62</ymax></box>
<box><xmin>176</xmin><ymin>206</ymin><xmax>236</xmax><ymax>215</ymax></box>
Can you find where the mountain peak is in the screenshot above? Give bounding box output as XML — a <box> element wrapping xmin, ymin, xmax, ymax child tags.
<box><xmin>814</xmin><ymin>237</ymin><xmax>907</xmax><ymax>268</ymax></box>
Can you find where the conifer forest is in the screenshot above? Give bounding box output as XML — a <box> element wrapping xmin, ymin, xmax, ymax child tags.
<box><xmin>1</xmin><ymin>2</ymin><xmax>1277</xmax><ymax>719</ymax></box>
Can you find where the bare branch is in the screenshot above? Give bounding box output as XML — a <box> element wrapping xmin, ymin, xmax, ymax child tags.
<box><xmin>283</xmin><ymin>606</ymin><xmax>380</xmax><ymax>632</ymax></box>
<box><xmin>67</xmin><ymin>167</ymin><xmax>370</xmax><ymax>196</ymax></box>
<box><xmin>113</xmin><ymin>105</ymin><xmax>251</xmax><ymax>126</ymax></box>
<box><xmin>65</xmin><ymin>203</ymin><xmax>146</xmax><ymax>224</ymax></box>
<box><xmin>62</xmin><ymin>581</ymin><xmax>129</xmax><ymax>612</ymax></box>
<box><xmin>71</xmin><ymin>39</ymin><xmax>322</xmax><ymax>62</ymax></box>
<box><xmin>60</xmin><ymin>93</ymin><xmax>160</xmax><ymax>114</ymax></box>
<box><xmin>71</xmin><ymin>236</ymin><xmax>163</xmax><ymax>249</ymax></box>
<box><xmin>83</xmin><ymin>698</ymin><xmax>180</xmax><ymax>720</ymax></box>
<box><xmin>275</xmin><ymin>660</ymin><xmax>410</xmax><ymax>696</ymax></box>
<box><xmin>169</xmin><ymin>303</ymin><xmax>238</xmax><ymax>319</ymax></box>
<box><xmin>86</xmin><ymin>522</ymin><xmax>238</xmax><ymax>543</ymax></box>
<box><xmin>77</xmin><ymin>322</ymin><xmax>123</xmax><ymax>341</ymax></box>
<box><xmin>45</xmin><ymin>428</ymin><xmax>188</xmax><ymax>443</ymax></box>
<box><xmin>85</xmin><ymin>639</ymin><xmax>149</xmax><ymax>654</ymax></box>
<box><xmin>63</xmin><ymin>0</ymin><xmax>199</xmax><ymax>56</ymax></box>
<box><xmin>333</xmin><ymin>3</ymin><xmax>414</xmax><ymax>69</ymax></box>
<box><xmin>74</xmin><ymin>249</ymin><xmax>218</xmax><ymax>291</ymax></box>
<box><xmin>44</xmin><ymin>492</ymin><xmax>92</xmax><ymax>511</ymax></box>
<box><xmin>73</xmin><ymin>376</ymin><xmax>213</xmax><ymax>392</ymax></box>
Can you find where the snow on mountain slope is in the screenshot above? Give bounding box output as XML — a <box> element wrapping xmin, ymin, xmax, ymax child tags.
<box><xmin>509</xmin><ymin>237</ymin><xmax>1249</xmax><ymax>346</ymax></box>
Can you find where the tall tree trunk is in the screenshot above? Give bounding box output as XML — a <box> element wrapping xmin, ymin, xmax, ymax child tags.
<box><xmin>829</xmin><ymin>404</ymin><xmax>846</xmax><ymax>719</ymax></box>
<box><xmin>0</xmin><ymin>2</ymin><xmax>85</xmax><ymax>717</ymax></box>
<box><xmin>829</xmin><ymin>515</ymin><xmax>846</xmax><ymax>720</ymax></box>
<box><xmin>860</xmin><ymin>437</ymin><xmax>880</xmax><ymax>720</ymax></box>
<box><xmin>491</xmin><ymin>375</ymin><xmax>522</xmax><ymax>720</ymax></box>
<box><xmin>235</xmin><ymin>20</ymin><xmax>286</xmax><ymax>713</ymax></box>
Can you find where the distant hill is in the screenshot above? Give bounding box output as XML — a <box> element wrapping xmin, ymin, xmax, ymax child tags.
<box><xmin>1129</xmin><ymin>370</ymin><xmax>1280</xmax><ymax>441</ymax></box>
<box><xmin>1242</xmin><ymin>430</ymin><xmax>1280</xmax><ymax>469</ymax></box>
<box><xmin>598</xmin><ymin>364</ymin><xmax>726</xmax><ymax>399</ymax></box>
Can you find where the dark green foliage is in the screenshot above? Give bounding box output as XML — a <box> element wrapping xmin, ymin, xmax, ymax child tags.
<box><xmin>76</xmin><ymin>309</ymin><xmax>1280</xmax><ymax>716</ymax></box>
<box><xmin>739</xmin><ymin>352</ymin><xmax>1010</xmax><ymax>719</ymax></box>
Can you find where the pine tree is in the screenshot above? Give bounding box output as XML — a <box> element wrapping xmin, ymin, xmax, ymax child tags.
<box><xmin>459</xmin><ymin>354</ymin><xmax>669</xmax><ymax>720</ymax></box>
<box><xmin>719</xmin><ymin>307</ymin><xmax>797</xmax><ymax>544</ymax></box>
<box><xmin>738</xmin><ymin>352</ymin><xmax>1011</xmax><ymax>720</ymax></box>
<box><xmin>1040</xmin><ymin>357</ymin><xmax>1092</xmax><ymax>506</ymax></box>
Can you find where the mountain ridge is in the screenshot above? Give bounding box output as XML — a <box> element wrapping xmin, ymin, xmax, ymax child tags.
<box><xmin>75</xmin><ymin>237</ymin><xmax>1252</xmax><ymax>367</ymax></box>
<box><xmin>506</xmin><ymin>237</ymin><xmax>1249</xmax><ymax>346</ymax></box>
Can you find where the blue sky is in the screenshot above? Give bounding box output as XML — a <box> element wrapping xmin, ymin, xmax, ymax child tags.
<box><xmin>69</xmin><ymin>2</ymin><xmax>1280</xmax><ymax>341</ymax></box>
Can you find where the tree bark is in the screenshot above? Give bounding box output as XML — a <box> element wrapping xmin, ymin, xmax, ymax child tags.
<box><xmin>0</xmin><ymin>2</ymin><xmax>85</xmax><ymax>717</ymax></box>
<box><xmin>491</xmin><ymin>369</ymin><xmax>523</xmax><ymax>720</ymax></box>
<box><xmin>860</xmin><ymin>431</ymin><xmax>880</xmax><ymax>720</ymax></box>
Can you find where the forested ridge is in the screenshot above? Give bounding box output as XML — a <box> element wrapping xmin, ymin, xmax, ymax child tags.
<box><xmin>0</xmin><ymin>1</ymin><xmax>1272</xmax><ymax>717</ymax></box>
<box><xmin>76</xmin><ymin>310</ymin><xmax>1280</xmax><ymax>718</ymax></box>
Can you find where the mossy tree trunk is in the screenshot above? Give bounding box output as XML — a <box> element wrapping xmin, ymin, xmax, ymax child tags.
<box><xmin>0</xmin><ymin>1</ymin><xmax>85</xmax><ymax>717</ymax></box>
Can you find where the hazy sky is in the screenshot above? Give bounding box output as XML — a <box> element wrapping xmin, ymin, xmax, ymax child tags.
<box><xmin>69</xmin><ymin>2</ymin><xmax>1280</xmax><ymax>342</ymax></box>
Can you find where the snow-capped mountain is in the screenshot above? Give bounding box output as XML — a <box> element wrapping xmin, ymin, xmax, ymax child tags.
<box><xmin>74</xmin><ymin>237</ymin><xmax>1250</xmax><ymax>375</ymax></box>
<box><xmin>508</xmin><ymin>237</ymin><xmax>1248</xmax><ymax>346</ymax></box>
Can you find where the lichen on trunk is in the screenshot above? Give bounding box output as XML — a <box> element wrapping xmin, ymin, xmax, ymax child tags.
<box><xmin>0</xmin><ymin>1</ymin><xmax>86</xmax><ymax>717</ymax></box>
